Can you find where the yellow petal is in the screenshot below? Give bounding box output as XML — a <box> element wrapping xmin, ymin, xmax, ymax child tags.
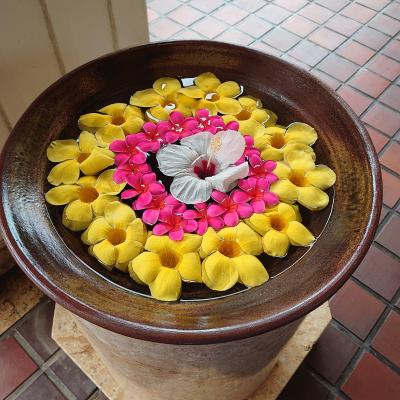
<box><xmin>262</xmin><ymin>230</ymin><xmax>290</xmax><ymax>257</ymax></box>
<box><xmin>126</xmin><ymin>219</ymin><xmax>147</xmax><ymax>244</ymax></box>
<box><xmin>291</xmin><ymin>204</ymin><xmax>302</xmax><ymax>222</ymax></box>
<box><xmin>238</xmin><ymin>96</ymin><xmax>259</xmax><ymax>111</ymax></box>
<box><xmin>179</xmin><ymin>86</ymin><xmax>205</xmax><ymax>99</ymax></box>
<box><xmin>283</xmin><ymin>143</ymin><xmax>315</xmax><ymax>161</ymax></box>
<box><xmin>95</xmin><ymin>169</ymin><xmax>125</xmax><ymax>195</ymax></box>
<box><xmin>65</xmin><ymin>199</ymin><xmax>93</xmax><ymax>222</ymax></box>
<box><xmin>62</xmin><ymin>208</ymin><xmax>90</xmax><ymax>232</ymax></box>
<box><xmin>177</xmin><ymin>253</ymin><xmax>202</xmax><ymax>282</ymax></box>
<box><xmin>95</xmin><ymin>124</ymin><xmax>125</xmax><ymax>146</ymax></box>
<box><xmin>78</xmin><ymin>113</ymin><xmax>112</xmax><ymax>130</ymax></box>
<box><xmin>264</xmin><ymin>109</ymin><xmax>278</xmax><ymax>127</ymax></box>
<box><xmin>286</xmin><ymin>221</ymin><xmax>315</xmax><ymax>246</ymax></box>
<box><xmin>121</xmin><ymin>116</ymin><xmax>144</xmax><ymax>134</ymax></box>
<box><xmin>202</xmin><ymin>252</ymin><xmax>238</xmax><ymax>291</ymax></box>
<box><xmin>217</xmin><ymin>226</ymin><xmax>237</xmax><ymax>242</ymax></box>
<box><xmin>91</xmin><ymin>194</ymin><xmax>119</xmax><ymax>216</ymax></box>
<box><xmin>99</xmin><ymin>103</ymin><xmax>127</xmax><ymax>116</ymax></box>
<box><xmin>104</xmin><ymin>201</ymin><xmax>135</xmax><ymax>229</ymax></box>
<box><xmin>114</xmin><ymin>261</ymin><xmax>129</xmax><ymax>273</ymax></box>
<box><xmin>239</xmin><ymin>119</ymin><xmax>265</xmax><ymax>137</ymax></box>
<box><xmin>47</xmin><ymin>160</ymin><xmax>80</xmax><ymax>186</ymax></box>
<box><xmin>116</xmin><ymin>240</ymin><xmax>143</xmax><ymax>264</ymax></box>
<box><xmin>195</xmin><ymin>72</ymin><xmax>221</xmax><ymax>92</ymax></box>
<box><xmin>222</xmin><ymin>114</ymin><xmax>237</xmax><ymax>123</ymax></box>
<box><xmin>216</xmin><ymin>81</ymin><xmax>241</xmax><ymax>98</ymax></box>
<box><xmin>145</xmin><ymin>234</ymin><xmax>170</xmax><ymax>253</ymax></box>
<box><xmin>45</xmin><ymin>185</ymin><xmax>79</xmax><ymax>205</ymax></box>
<box><xmin>273</xmin><ymin>161</ymin><xmax>291</xmax><ymax>179</ymax></box>
<box><xmin>235</xmin><ymin>222</ymin><xmax>263</xmax><ymax>255</ymax></box>
<box><xmin>47</xmin><ymin>139</ymin><xmax>79</xmax><ymax>162</ymax></box>
<box><xmin>176</xmin><ymin>93</ymin><xmax>197</xmax><ymax>112</ymax></box>
<box><xmin>149</xmin><ymin>267</ymin><xmax>182</xmax><ymax>301</ymax></box>
<box><xmin>128</xmin><ymin>265</ymin><xmax>144</xmax><ymax>284</ymax></box>
<box><xmin>124</xmin><ymin>105</ymin><xmax>144</xmax><ymax>120</ymax></box>
<box><xmin>252</xmin><ymin>108</ymin><xmax>270</xmax><ymax>124</ymax></box>
<box><xmin>79</xmin><ymin>148</ymin><xmax>114</xmax><ymax>176</ymax></box>
<box><xmin>297</xmin><ymin>187</ymin><xmax>329</xmax><ymax>211</ymax></box>
<box><xmin>77</xmin><ymin>176</ymin><xmax>97</xmax><ymax>188</ymax></box>
<box><xmin>285</xmin><ymin>150</ymin><xmax>315</xmax><ymax>172</ymax></box>
<box><xmin>278</xmin><ymin>202</ymin><xmax>297</xmax><ymax>223</ymax></box>
<box><xmin>174</xmin><ymin>234</ymin><xmax>203</xmax><ymax>254</ymax></box>
<box><xmin>130</xmin><ymin>89</ymin><xmax>164</xmax><ymax>107</ymax></box>
<box><xmin>305</xmin><ymin>165</ymin><xmax>336</xmax><ymax>190</ymax></box>
<box><xmin>130</xmin><ymin>252</ymin><xmax>162</xmax><ymax>284</ymax></box>
<box><xmin>196</xmin><ymin>99</ymin><xmax>218</xmax><ymax>115</ymax></box>
<box><xmin>153</xmin><ymin>77</ymin><xmax>181</xmax><ymax>96</ymax></box>
<box><xmin>216</xmin><ymin>97</ymin><xmax>242</xmax><ymax>115</ymax></box>
<box><xmin>233</xmin><ymin>255</ymin><xmax>269</xmax><ymax>287</ymax></box>
<box><xmin>148</xmin><ymin>105</ymin><xmax>170</xmax><ymax>121</ymax></box>
<box><xmin>245</xmin><ymin>213</ymin><xmax>271</xmax><ymax>236</ymax></box>
<box><xmin>85</xmin><ymin>216</ymin><xmax>112</xmax><ymax>244</ymax></box>
<box><xmin>200</xmin><ymin>228</ymin><xmax>221</xmax><ymax>257</ymax></box>
<box><xmin>285</xmin><ymin>122</ymin><xmax>318</xmax><ymax>146</ymax></box>
<box><xmin>270</xmin><ymin>179</ymin><xmax>299</xmax><ymax>204</ymax></box>
<box><xmin>78</xmin><ymin>131</ymin><xmax>98</xmax><ymax>153</ymax></box>
<box><xmin>261</xmin><ymin>147</ymin><xmax>284</xmax><ymax>161</ymax></box>
<box><xmin>93</xmin><ymin>240</ymin><xmax>116</xmax><ymax>266</ymax></box>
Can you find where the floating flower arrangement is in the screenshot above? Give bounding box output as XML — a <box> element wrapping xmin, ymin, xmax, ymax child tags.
<box><xmin>45</xmin><ymin>72</ymin><xmax>336</xmax><ymax>301</ymax></box>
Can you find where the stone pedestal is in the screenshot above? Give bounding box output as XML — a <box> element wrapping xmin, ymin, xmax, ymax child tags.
<box><xmin>52</xmin><ymin>302</ymin><xmax>331</xmax><ymax>400</ymax></box>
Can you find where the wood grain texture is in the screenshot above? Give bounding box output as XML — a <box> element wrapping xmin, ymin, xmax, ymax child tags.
<box><xmin>0</xmin><ymin>41</ymin><xmax>382</xmax><ymax>344</ymax></box>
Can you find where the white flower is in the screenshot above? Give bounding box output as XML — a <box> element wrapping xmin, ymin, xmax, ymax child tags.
<box><xmin>156</xmin><ymin>130</ymin><xmax>249</xmax><ymax>204</ymax></box>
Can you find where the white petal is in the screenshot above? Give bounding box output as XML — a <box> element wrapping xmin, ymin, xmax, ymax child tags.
<box><xmin>170</xmin><ymin>173</ymin><xmax>213</xmax><ymax>204</ymax></box>
<box><xmin>180</xmin><ymin>131</ymin><xmax>213</xmax><ymax>155</ymax></box>
<box><xmin>156</xmin><ymin>144</ymin><xmax>199</xmax><ymax>176</ymax></box>
<box><xmin>206</xmin><ymin>162</ymin><xmax>249</xmax><ymax>192</ymax></box>
<box><xmin>209</xmin><ymin>130</ymin><xmax>245</xmax><ymax>168</ymax></box>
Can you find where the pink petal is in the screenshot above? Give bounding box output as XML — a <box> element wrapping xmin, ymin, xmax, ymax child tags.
<box><xmin>183</xmin><ymin>219</ymin><xmax>198</xmax><ymax>233</ymax></box>
<box><xmin>109</xmin><ymin>140</ymin><xmax>127</xmax><ymax>153</ymax></box>
<box><xmin>264</xmin><ymin>160</ymin><xmax>277</xmax><ymax>171</ymax></box>
<box><xmin>121</xmin><ymin>189</ymin><xmax>138</xmax><ymax>199</ymax></box>
<box><xmin>149</xmin><ymin>182</ymin><xmax>165</xmax><ymax>195</ymax></box>
<box><xmin>131</xmin><ymin>151</ymin><xmax>147</xmax><ymax>164</ymax></box>
<box><xmin>225</xmin><ymin>121</ymin><xmax>239</xmax><ymax>131</ymax></box>
<box><xmin>153</xmin><ymin>223</ymin><xmax>170</xmax><ymax>236</ymax></box>
<box><xmin>197</xmin><ymin>220</ymin><xmax>208</xmax><ymax>235</ymax></box>
<box><xmin>196</xmin><ymin>109</ymin><xmax>209</xmax><ymax>119</ymax></box>
<box><xmin>244</xmin><ymin>135</ymin><xmax>254</xmax><ymax>147</ymax></box>
<box><xmin>115</xmin><ymin>153</ymin><xmax>130</xmax><ymax>166</ymax></box>
<box><xmin>143</xmin><ymin>122</ymin><xmax>156</xmax><ymax>133</ymax></box>
<box><xmin>126</xmin><ymin>174</ymin><xmax>141</xmax><ymax>189</ymax></box>
<box><xmin>194</xmin><ymin>202</ymin><xmax>207</xmax><ymax>212</ymax></box>
<box><xmin>251</xmin><ymin>199</ymin><xmax>266</xmax><ymax>213</ymax></box>
<box><xmin>238</xmin><ymin>179</ymin><xmax>250</xmax><ymax>191</ymax></box>
<box><xmin>264</xmin><ymin>192</ymin><xmax>279</xmax><ymax>207</ymax></box>
<box><xmin>174</xmin><ymin>203</ymin><xmax>187</xmax><ymax>214</ymax></box>
<box><xmin>231</xmin><ymin>190</ymin><xmax>251</xmax><ymax>204</ymax></box>
<box><xmin>266</xmin><ymin>173</ymin><xmax>279</xmax><ymax>184</ymax></box>
<box><xmin>224</xmin><ymin>211</ymin><xmax>239</xmax><ymax>227</ymax></box>
<box><xmin>125</xmin><ymin>134</ymin><xmax>141</xmax><ymax>147</ymax></box>
<box><xmin>169</xmin><ymin>227</ymin><xmax>184</xmax><ymax>241</ymax></box>
<box><xmin>208</xmin><ymin>216</ymin><xmax>224</xmax><ymax>230</ymax></box>
<box><xmin>183</xmin><ymin>209</ymin><xmax>199</xmax><ymax>219</ymax></box>
<box><xmin>165</xmin><ymin>131</ymin><xmax>180</xmax><ymax>143</ymax></box>
<box><xmin>237</xmin><ymin>203</ymin><xmax>254</xmax><ymax>218</ymax></box>
<box><xmin>137</xmin><ymin>191</ymin><xmax>152</xmax><ymax>206</ymax></box>
<box><xmin>211</xmin><ymin>190</ymin><xmax>228</xmax><ymax>204</ymax></box>
<box><xmin>207</xmin><ymin>204</ymin><xmax>225</xmax><ymax>217</ymax></box>
<box><xmin>113</xmin><ymin>169</ymin><xmax>128</xmax><ymax>184</ymax></box>
<box><xmin>142</xmin><ymin>172</ymin><xmax>156</xmax><ymax>185</ymax></box>
<box><xmin>142</xmin><ymin>208</ymin><xmax>160</xmax><ymax>225</ymax></box>
<box><xmin>246</xmin><ymin>177</ymin><xmax>258</xmax><ymax>188</ymax></box>
<box><xmin>170</xmin><ymin>111</ymin><xmax>185</xmax><ymax>125</ymax></box>
<box><xmin>159</xmin><ymin>207</ymin><xmax>173</xmax><ymax>222</ymax></box>
<box><xmin>257</xmin><ymin>178</ymin><xmax>269</xmax><ymax>190</ymax></box>
<box><xmin>182</xmin><ymin>118</ymin><xmax>199</xmax><ymax>131</ymax></box>
<box><xmin>249</xmin><ymin>154</ymin><xmax>262</xmax><ymax>167</ymax></box>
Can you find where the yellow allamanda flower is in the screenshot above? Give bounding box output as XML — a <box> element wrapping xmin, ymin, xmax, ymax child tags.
<box><xmin>81</xmin><ymin>201</ymin><xmax>147</xmax><ymax>272</ymax></box>
<box><xmin>45</xmin><ymin>170</ymin><xmax>125</xmax><ymax>231</ymax></box>
<box><xmin>129</xmin><ymin>234</ymin><xmax>203</xmax><ymax>301</ymax></box>
<box><xmin>270</xmin><ymin>150</ymin><xmax>336</xmax><ymax>211</ymax></box>
<box><xmin>78</xmin><ymin>103</ymin><xmax>144</xmax><ymax>147</ymax></box>
<box><xmin>254</xmin><ymin>122</ymin><xmax>317</xmax><ymax>161</ymax></box>
<box><xmin>199</xmin><ymin>223</ymin><xmax>268</xmax><ymax>291</ymax></box>
<box><xmin>130</xmin><ymin>77</ymin><xmax>196</xmax><ymax>121</ymax></box>
<box><xmin>47</xmin><ymin>131</ymin><xmax>114</xmax><ymax>186</ymax></box>
<box><xmin>179</xmin><ymin>72</ymin><xmax>243</xmax><ymax>115</ymax></box>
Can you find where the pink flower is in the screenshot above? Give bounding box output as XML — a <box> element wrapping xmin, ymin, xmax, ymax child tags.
<box><xmin>153</xmin><ymin>207</ymin><xmax>197</xmax><ymax>241</ymax></box>
<box><xmin>248</xmin><ymin>155</ymin><xmax>278</xmax><ymax>183</ymax></box>
<box><xmin>113</xmin><ymin>162</ymin><xmax>151</xmax><ymax>184</ymax></box>
<box><xmin>236</xmin><ymin>177</ymin><xmax>279</xmax><ymax>213</ymax></box>
<box><xmin>157</xmin><ymin>111</ymin><xmax>199</xmax><ymax>143</ymax></box>
<box><xmin>236</xmin><ymin>135</ymin><xmax>261</xmax><ymax>165</ymax></box>
<box><xmin>195</xmin><ymin>109</ymin><xmax>239</xmax><ymax>134</ymax></box>
<box><xmin>183</xmin><ymin>203</ymin><xmax>224</xmax><ymax>235</ymax></box>
<box><xmin>134</xmin><ymin>192</ymin><xmax>186</xmax><ymax>225</ymax></box>
<box><xmin>207</xmin><ymin>190</ymin><xmax>253</xmax><ymax>227</ymax></box>
<box><xmin>139</xmin><ymin>122</ymin><xmax>168</xmax><ymax>153</ymax></box>
<box><xmin>121</xmin><ymin>172</ymin><xmax>165</xmax><ymax>208</ymax></box>
<box><xmin>109</xmin><ymin>134</ymin><xmax>151</xmax><ymax>166</ymax></box>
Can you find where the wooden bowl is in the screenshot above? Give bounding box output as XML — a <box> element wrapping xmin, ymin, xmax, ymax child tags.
<box><xmin>0</xmin><ymin>41</ymin><xmax>381</xmax><ymax>344</ymax></box>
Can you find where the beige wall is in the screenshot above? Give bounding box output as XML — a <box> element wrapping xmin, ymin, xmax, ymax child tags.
<box><xmin>0</xmin><ymin>0</ymin><xmax>149</xmax><ymax>148</ymax></box>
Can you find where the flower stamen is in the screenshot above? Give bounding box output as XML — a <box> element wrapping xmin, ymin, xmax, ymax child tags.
<box><xmin>218</xmin><ymin>240</ymin><xmax>242</xmax><ymax>258</ymax></box>
<box><xmin>107</xmin><ymin>229</ymin><xmax>126</xmax><ymax>245</ymax></box>
<box><xmin>159</xmin><ymin>250</ymin><xmax>180</xmax><ymax>268</ymax></box>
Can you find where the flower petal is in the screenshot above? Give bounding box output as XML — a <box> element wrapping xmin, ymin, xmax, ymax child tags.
<box><xmin>297</xmin><ymin>186</ymin><xmax>330</xmax><ymax>210</ymax></box>
<box><xmin>98</xmin><ymin>103</ymin><xmax>126</xmax><ymax>116</ymax></box>
<box><xmin>210</xmin><ymin>130</ymin><xmax>246</xmax><ymax>168</ymax></box>
<box><xmin>177</xmin><ymin>252</ymin><xmax>202</xmax><ymax>282</ymax></box>
<box><xmin>180</xmin><ymin>131</ymin><xmax>212</xmax><ymax>155</ymax></box>
<box><xmin>262</xmin><ymin>230</ymin><xmax>290</xmax><ymax>257</ymax></box>
<box><xmin>156</xmin><ymin>144</ymin><xmax>199</xmax><ymax>176</ymax></box>
<box><xmin>233</xmin><ymin>255</ymin><xmax>269</xmax><ymax>287</ymax></box>
<box><xmin>91</xmin><ymin>194</ymin><xmax>119</xmax><ymax>216</ymax></box>
<box><xmin>245</xmin><ymin>213</ymin><xmax>271</xmax><ymax>236</ymax></box>
<box><xmin>205</xmin><ymin>163</ymin><xmax>249</xmax><ymax>193</ymax></box>
<box><xmin>149</xmin><ymin>267</ymin><xmax>182</xmax><ymax>301</ymax></box>
<box><xmin>278</xmin><ymin>202</ymin><xmax>298</xmax><ymax>223</ymax></box>
<box><xmin>305</xmin><ymin>165</ymin><xmax>336</xmax><ymax>190</ymax></box>
<box><xmin>104</xmin><ymin>201</ymin><xmax>135</xmax><ymax>229</ymax></box>
<box><xmin>93</xmin><ymin>240</ymin><xmax>116</xmax><ymax>266</ymax></box>
<box><xmin>121</xmin><ymin>116</ymin><xmax>144</xmax><ymax>134</ymax></box>
<box><xmin>285</xmin><ymin>150</ymin><xmax>315</xmax><ymax>173</ymax></box>
<box><xmin>270</xmin><ymin>179</ymin><xmax>299</xmax><ymax>204</ymax></box>
<box><xmin>47</xmin><ymin>160</ymin><xmax>80</xmax><ymax>186</ymax></box>
<box><xmin>261</xmin><ymin>147</ymin><xmax>284</xmax><ymax>162</ymax></box>
<box><xmin>178</xmin><ymin>86</ymin><xmax>205</xmax><ymax>99</ymax></box>
<box><xmin>235</xmin><ymin>222</ymin><xmax>263</xmax><ymax>255</ymax></box>
<box><xmin>202</xmin><ymin>252</ymin><xmax>238</xmax><ymax>291</ymax></box>
<box><xmin>195</xmin><ymin>72</ymin><xmax>221</xmax><ymax>92</ymax></box>
<box><xmin>65</xmin><ymin>199</ymin><xmax>93</xmax><ymax>222</ymax></box>
<box><xmin>62</xmin><ymin>208</ymin><xmax>90</xmax><ymax>232</ymax></box>
<box><xmin>224</xmin><ymin>211</ymin><xmax>239</xmax><ymax>227</ymax></box>
<box><xmin>216</xmin><ymin>81</ymin><xmax>241</xmax><ymax>98</ymax></box>
<box><xmin>95</xmin><ymin>169</ymin><xmax>125</xmax><ymax>195</ymax></box>
<box><xmin>115</xmin><ymin>240</ymin><xmax>143</xmax><ymax>264</ymax></box>
<box><xmin>273</xmin><ymin>161</ymin><xmax>291</xmax><ymax>179</ymax></box>
<box><xmin>95</xmin><ymin>125</ymin><xmax>125</xmax><ymax>146</ymax></box>
<box><xmin>124</xmin><ymin>105</ymin><xmax>144</xmax><ymax>120</ymax></box>
<box><xmin>216</xmin><ymin>97</ymin><xmax>242</xmax><ymax>115</ymax></box>
<box><xmin>174</xmin><ymin>234</ymin><xmax>203</xmax><ymax>254</ymax></box>
<box><xmin>78</xmin><ymin>131</ymin><xmax>98</xmax><ymax>153</ymax></box>
<box><xmin>129</xmin><ymin>252</ymin><xmax>162</xmax><ymax>284</ymax></box>
<box><xmin>153</xmin><ymin>77</ymin><xmax>181</xmax><ymax>96</ymax></box>
<box><xmin>85</xmin><ymin>217</ymin><xmax>112</xmax><ymax>244</ymax></box>
<box><xmin>238</xmin><ymin>119</ymin><xmax>265</xmax><ymax>137</ymax></box>
<box><xmin>286</xmin><ymin>221</ymin><xmax>315</xmax><ymax>246</ymax></box>
<box><xmin>170</xmin><ymin>173</ymin><xmax>213</xmax><ymax>204</ymax></box>
<box><xmin>79</xmin><ymin>148</ymin><xmax>114</xmax><ymax>176</ymax></box>
<box><xmin>47</xmin><ymin>139</ymin><xmax>79</xmax><ymax>162</ymax></box>
<box><xmin>45</xmin><ymin>185</ymin><xmax>79</xmax><ymax>205</ymax></box>
<box><xmin>199</xmin><ymin>227</ymin><xmax>220</xmax><ymax>257</ymax></box>
<box><xmin>130</xmin><ymin>89</ymin><xmax>164</xmax><ymax>107</ymax></box>
<box><xmin>285</xmin><ymin>122</ymin><xmax>318</xmax><ymax>146</ymax></box>
<box><xmin>78</xmin><ymin>113</ymin><xmax>112</xmax><ymax>129</ymax></box>
<box><xmin>126</xmin><ymin>218</ymin><xmax>147</xmax><ymax>244</ymax></box>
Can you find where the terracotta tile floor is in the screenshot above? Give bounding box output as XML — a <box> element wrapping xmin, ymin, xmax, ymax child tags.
<box><xmin>0</xmin><ymin>1</ymin><xmax>399</xmax><ymax>399</ymax></box>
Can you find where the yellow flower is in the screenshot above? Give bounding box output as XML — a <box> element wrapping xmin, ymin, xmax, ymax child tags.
<box><xmin>129</xmin><ymin>234</ymin><xmax>202</xmax><ymax>301</ymax></box>
<box><xmin>270</xmin><ymin>150</ymin><xmax>336</xmax><ymax>211</ymax></box>
<box><xmin>199</xmin><ymin>223</ymin><xmax>268</xmax><ymax>291</ymax></box>
<box><xmin>254</xmin><ymin>122</ymin><xmax>317</xmax><ymax>161</ymax></box>
<box><xmin>130</xmin><ymin>77</ymin><xmax>196</xmax><ymax>121</ymax></box>
<box><xmin>178</xmin><ymin>72</ymin><xmax>243</xmax><ymax>115</ymax></box>
<box><xmin>81</xmin><ymin>201</ymin><xmax>146</xmax><ymax>272</ymax></box>
<box><xmin>222</xmin><ymin>96</ymin><xmax>277</xmax><ymax>137</ymax></box>
<box><xmin>245</xmin><ymin>202</ymin><xmax>315</xmax><ymax>257</ymax></box>
<box><xmin>47</xmin><ymin>131</ymin><xmax>114</xmax><ymax>186</ymax></box>
<box><xmin>78</xmin><ymin>103</ymin><xmax>144</xmax><ymax>147</ymax></box>
<box><xmin>45</xmin><ymin>170</ymin><xmax>125</xmax><ymax>231</ymax></box>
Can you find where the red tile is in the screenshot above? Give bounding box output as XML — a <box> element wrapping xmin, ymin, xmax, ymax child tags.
<box><xmin>325</xmin><ymin>14</ymin><xmax>362</xmax><ymax>37</ymax></box>
<box><xmin>353</xmin><ymin>27</ymin><xmax>390</xmax><ymax>51</ymax></box>
<box><xmin>380</xmin><ymin>85</ymin><xmax>400</xmax><ymax>110</ymax></box>
<box><xmin>150</xmin><ymin>17</ymin><xmax>183</xmax><ymax>39</ymax></box>
<box><xmin>330</xmin><ymin>280</ymin><xmax>385</xmax><ymax>339</ymax></box>
<box><xmin>362</xmin><ymin>103</ymin><xmax>400</xmax><ymax>136</ymax></box>
<box><xmin>281</xmin><ymin>15</ymin><xmax>318</xmax><ymax>38</ymax></box>
<box><xmin>349</xmin><ymin>70</ymin><xmax>390</xmax><ymax>98</ymax></box>
<box><xmin>306</xmin><ymin>323</ymin><xmax>359</xmax><ymax>384</ymax></box>
<box><xmin>384</xmin><ymin>2</ymin><xmax>400</xmax><ymax>20</ymax></box>
<box><xmin>368</xmin><ymin>54</ymin><xmax>400</xmax><ymax>80</ymax></box>
<box><xmin>381</xmin><ymin>169</ymin><xmax>400</xmax><ymax>207</ymax></box>
<box><xmin>218</xmin><ymin>28</ymin><xmax>254</xmax><ymax>46</ymax></box>
<box><xmin>342</xmin><ymin>352</ymin><xmax>400</xmax><ymax>400</ymax></box>
<box><xmin>261</xmin><ymin>28</ymin><xmax>300</xmax><ymax>52</ymax></box>
<box><xmin>341</xmin><ymin>3</ymin><xmax>376</xmax><ymax>23</ymax></box>
<box><xmin>366</xmin><ymin>125</ymin><xmax>389</xmax><ymax>153</ymax></box>
<box><xmin>382</xmin><ymin>39</ymin><xmax>400</xmax><ymax>62</ymax></box>
<box><xmin>191</xmin><ymin>17</ymin><xmax>228</xmax><ymax>39</ymax></box>
<box><xmin>377</xmin><ymin>214</ymin><xmax>400</xmax><ymax>255</ymax></box>
<box><xmin>0</xmin><ymin>337</ymin><xmax>38</xmax><ymax>399</ymax></box>
<box><xmin>299</xmin><ymin>3</ymin><xmax>334</xmax><ymax>24</ymax></box>
<box><xmin>237</xmin><ymin>14</ymin><xmax>274</xmax><ymax>38</ymax></box>
<box><xmin>15</xmin><ymin>374</ymin><xmax>65</xmax><ymax>400</ymax></box>
<box><xmin>337</xmin><ymin>86</ymin><xmax>373</xmax><ymax>116</ymax></box>
<box><xmin>336</xmin><ymin>41</ymin><xmax>375</xmax><ymax>66</ymax></box>
<box><xmin>288</xmin><ymin>40</ymin><xmax>329</xmax><ymax>67</ymax></box>
<box><xmin>312</xmin><ymin>70</ymin><xmax>341</xmax><ymax>90</ymax></box>
<box><xmin>380</xmin><ymin>142</ymin><xmax>400</xmax><ymax>174</ymax></box>
<box><xmin>273</xmin><ymin>0</ymin><xmax>308</xmax><ymax>12</ymax></box>
<box><xmin>368</xmin><ymin>14</ymin><xmax>400</xmax><ymax>36</ymax></box>
<box><xmin>257</xmin><ymin>4</ymin><xmax>291</xmax><ymax>24</ymax></box>
<box><xmin>316</xmin><ymin>0</ymin><xmax>350</xmax><ymax>12</ymax></box>
<box><xmin>317</xmin><ymin>54</ymin><xmax>359</xmax><ymax>82</ymax></box>
<box><xmin>372</xmin><ymin>311</ymin><xmax>400</xmax><ymax>367</ymax></box>
<box><xmin>309</xmin><ymin>28</ymin><xmax>347</xmax><ymax>51</ymax></box>
<box><xmin>213</xmin><ymin>4</ymin><xmax>249</xmax><ymax>24</ymax></box>
<box><xmin>189</xmin><ymin>0</ymin><xmax>224</xmax><ymax>13</ymax></box>
<box><xmin>357</xmin><ymin>0</ymin><xmax>391</xmax><ymax>11</ymax></box>
<box><xmin>167</xmin><ymin>5</ymin><xmax>203</xmax><ymax>25</ymax></box>
<box><xmin>353</xmin><ymin>245</ymin><xmax>400</xmax><ymax>300</ymax></box>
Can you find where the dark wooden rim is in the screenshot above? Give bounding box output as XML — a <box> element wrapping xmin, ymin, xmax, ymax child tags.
<box><xmin>0</xmin><ymin>41</ymin><xmax>382</xmax><ymax>344</ymax></box>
